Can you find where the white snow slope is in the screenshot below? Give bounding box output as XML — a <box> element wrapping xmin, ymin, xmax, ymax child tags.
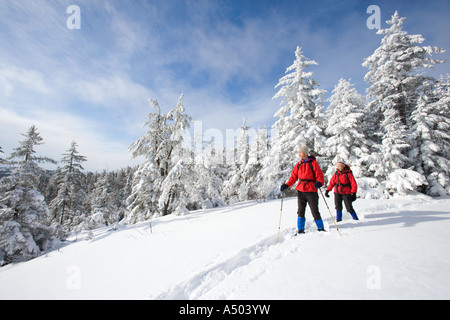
<box><xmin>1</xmin><ymin>194</ymin><xmax>450</xmax><ymax>300</ymax></box>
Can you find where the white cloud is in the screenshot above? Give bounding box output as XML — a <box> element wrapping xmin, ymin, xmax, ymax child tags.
<box><xmin>0</xmin><ymin>65</ymin><xmax>52</xmax><ymax>97</ymax></box>
<box><xmin>75</xmin><ymin>75</ymin><xmax>152</xmax><ymax>109</ymax></box>
<box><xmin>0</xmin><ymin>107</ymin><xmax>141</xmax><ymax>172</ymax></box>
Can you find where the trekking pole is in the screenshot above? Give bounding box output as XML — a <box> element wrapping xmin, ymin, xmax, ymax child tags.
<box><xmin>318</xmin><ymin>188</ymin><xmax>341</xmax><ymax>236</ymax></box>
<box><xmin>277</xmin><ymin>192</ymin><xmax>285</xmax><ymax>244</ymax></box>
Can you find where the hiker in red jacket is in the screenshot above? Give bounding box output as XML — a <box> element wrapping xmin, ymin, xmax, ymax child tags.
<box><xmin>325</xmin><ymin>161</ymin><xmax>359</xmax><ymax>221</ymax></box>
<box><xmin>280</xmin><ymin>145</ymin><xmax>325</xmax><ymax>234</ymax></box>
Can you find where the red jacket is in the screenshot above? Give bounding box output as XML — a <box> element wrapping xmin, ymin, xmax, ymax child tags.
<box><xmin>326</xmin><ymin>165</ymin><xmax>357</xmax><ymax>194</ymax></box>
<box><xmin>286</xmin><ymin>155</ymin><xmax>325</xmax><ymax>192</ymax></box>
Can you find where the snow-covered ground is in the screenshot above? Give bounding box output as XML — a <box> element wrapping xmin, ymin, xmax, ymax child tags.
<box><xmin>1</xmin><ymin>194</ymin><xmax>449</xmax><ymax>300</ymax></box>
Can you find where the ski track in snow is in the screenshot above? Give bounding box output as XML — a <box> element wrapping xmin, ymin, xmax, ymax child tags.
<box><xmin>148</xmin><ymin>229</ymin><xmax>303</xmax><ymax>300</ymax></box>
<box><xmin>148</xmin><ymin>195</ymin><xmax>441</xmax><ymax>300</ymax></box>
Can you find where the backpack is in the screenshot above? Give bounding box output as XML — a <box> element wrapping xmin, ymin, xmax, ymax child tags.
<box><xmin>334</xmin><ymin>170</ymin><xmax>352</xmax><ymax>193</ymax></box>
<box><xmin>297</xmin><ymin>160</ymin><xmax>316</xmax><ymax>187</ymax></box>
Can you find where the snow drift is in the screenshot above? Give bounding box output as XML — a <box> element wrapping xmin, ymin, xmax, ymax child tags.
<box><xmin>0</xmin><ymin>193</ymin><xmax>449</xmax><ymax>300</ymax></box>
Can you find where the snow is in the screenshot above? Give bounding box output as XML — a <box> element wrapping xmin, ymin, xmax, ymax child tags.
<box><xmin>1</xmin><ymin>194</ymin><xmax>450</xmax><ymax>300</ymax></box>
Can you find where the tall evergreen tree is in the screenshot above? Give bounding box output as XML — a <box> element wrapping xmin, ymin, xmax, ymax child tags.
<box><xmin>324</xmin><ymin>78</ymin><xmax>373</xmax><ymax>178</ymax></box>
<box><xmin>249</xmin><ymin>126</ymin><xmax>270</xmax><ymax>200</ymax></box>
<box><xmin>222</xmin><ymin>119</ymin><xmax>252</xmax><ymax>203</ymax></box>
<box><xmin>8</xmin><ymin>125</ymin><xmax>56</xmax><ymax>166</ymax></box>
<box><xmin>363</xmin><ymin>11</ymin><xmax>445</xmax><ymax>129</ymax></box>
<box><xmin>0</xmin><ymin>125</ymin><xmax>61</xmax><ymax>265</ymax></box>
<box><xmin>410</xmin><ymin>76</ymin><xmax>450</xmax><ymax>196</ymax></box>
<box><xmin>362</xmin><ymin>12</ymin><xmax>444</xmax><ymax>195</ymax></box>
<box><xmin>158</xmin><ymin>94</ymin><xmax>194</xmax><ymax>215</ymax></box>
<box><xmin>262</xmin><ymin>46</ymin><xmax>326</xmax><ymax>198</ymax></box>
<box><xmin>127</xmin><ymin>98</ymin><xmax>170</xmax><ymax>223</ymax></box>
<box><xmin>127</xmin><ymin>94</ymin><xmax>194</xmax><ymax>222</ymax></box>
<box><xmin>49</xmin><ymin>141</ymin><xmax>87</xmax><ymax>229</ymax></box>
<box><xmin>193</xmin><ymin>139</ymin><xmax>226</xmax><ymax>209</ymax></box>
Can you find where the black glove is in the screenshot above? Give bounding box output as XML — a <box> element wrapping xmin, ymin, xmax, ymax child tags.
<box><xmin>314</xmin><ymin>181</ymin><xmax>322</xmax><ymax>189</ymax></box>
<box><xmin>325</xmin><ymin>190</ymin><xmax>330</xmax><ymax>198</ymax></box>
<box><xmin>280</xmin><ymin>184</ymin><xmax>289</xmax><ymax>192</ymax></box>
<box><xmin>351</xmin><ymin>193</ymin><xmax>357</xmax><ymax>202</ymax></box>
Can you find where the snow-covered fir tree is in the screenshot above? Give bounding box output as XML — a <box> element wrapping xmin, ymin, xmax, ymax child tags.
<box><xmin>250</xmin><ymin>126</ymin><xmax>270</xmax><ymax>200</ymax></box>
<box><xmin>363</xmin><ymin>12</ymin><xmax>444</xmax><ymax>196</ymax></box>
<box><xmin>127</xmin><ymin>94</ymin><xmax>196</xmax><ymax>222</ymax></box>
<box><xmin>0</xmin><ymin>125</ymin><xmax>62</xmax><ymax>265</ymax></box>
<box><xmin>324</xmin><ymin>78</ymin><xmax>373</xmax><ymax>178</ymax></box>
<box><xmin>410</xmin><ymin>76</ymin><xmax>450</xmax><ymax>196</ymax></box>
<box><xmin>236</xmin><ymin>119</ymin><xmax>251</xmax><ymax>170</ymax></box>
<box><xmin>273</xmin><ymin>47</ymin><xmax>326</xmax><ymax>154</ymax></box>
<box><xmin>83</xmin><ymin>171</ymin><xmax>123</xmax><ymax>229</ymax></box>
<box><xmin>157</xmin><ymin>94</ymin><xmax>197</xmax><ymax>216</ymax></box>
<box><xmin>127</xmin><ymin>99</ymin><xmax>170</xmax><ymax>223</ymax></box>
<box><xmin>73</xmin><ymin>168</ymin><xmax>133</xmax><ymax>231</ymax></box>
<box><xmin>363</xmin><ymin>11</ymin><xmax>445</xmax><ymax>130</ymax></box>
<box><xmin>222</xmin><ymin>119</ymin><xmax>252</xmax><ymax>203</ymax></box>
<box><xmin>158</xmin><ymin>158</ymin><xmax>203</xmax><ymax>215</ymax></box>
<box><xmin>262</xmin><ymin>46</ymin><xmax>326</xmax><ymax>198</ymax></box>
<box><xmin>380</xmin><ymin>106</ymin><xmax>427</xmax><ymax>195</ymax></box>
<box><xmin>239</xmin><ymin>126</ymin><xmax>271</xmax><ymax>201</ymax></box>
<box><xmin>48</xmin><ymin>141</ymin><xmax>87</xmax><ymax>230</ymax></box>
<box><xmin>8</xmin><ymin>125</ymin><xmax>56</xmax><ymax>167</ymax></box>
<box><xmin>193</xmin><ymin>139</ymin><xmax>226</xmax><ymax>209</ymax></box>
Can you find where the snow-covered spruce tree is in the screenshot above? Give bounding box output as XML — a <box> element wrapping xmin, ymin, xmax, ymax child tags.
<box><xmin>362</xmin><ymin>12</ymin><xmax>444</xmax><ymax>196</ymax></box>
<box><xmin>127</xmin><ymin>94</ymin><xmax>195</xmax><ymax>222</ymax></box>
<box><xmin>0</xmin><ymin>125</ymin><xmax>61</xmax><ymax>265</ymax></box>
<box><xmin>83</xmin><ymin>171</ymin><xmax>122</xmax><ymax>229</ymax></box>
<box><xmin>363</xmin><ymin>11</ymin><xmax>445</xmax><ymax>131</ymax></box>
<box><xmin>236</xmin><ymin>119</ymin><xmax>250</xmax><ymax>171</ymax></box>
<box><xmin>7</xmin><ymin>125</ymin><xmax>56</xmax><ymax>167</ymax></box>
<box><xmin>249</xmin><ymin>126</ymin><xmax>270</xmax><ymax>201</ymax></box>
<box><xmin>158</xmin><ymin>158</ymin><xmax>203</xmax><ymax>216</ymax></box>
<box><xmin>410</xmin><ymin>76</ymin><xmax>450</xmax><ymax>196</ymax></box>
<box><xmin>324</xmin><ymin>78</ymin><xmax>373</xmax><ymax>179</ymax></box>
<box><xmin>381</xmin><ymin>106</ymin><xmax>427</xmax><ymax>195</ymax></box>
<box><xmin>193</xmin><ymin>139</ymin><xmax>226</xmax><ymax>209</ymax></box>
<box><xmin>262</xmin><ymin>46</ymin><xmax>326</xmax><ymax>198</ymax></box>
<box><xmin>48</xmin><ymin>141</ymin><xmax>87</xmax><ymax>230</ymax></box>
<box><xmin>222</xmin><ymin>119</ymin><xmax>252</xmax><ymax>203</ymax></box>
<box><xmin>157</xmin><ymin>94</ymin><xmax>197</xmax><ymax>216</ymax></box>
<box><xmin>237</xmin><ymin>125</ymin><xmax>271</xmax><ymax>202</ymax></box>
<box><xmin>78</xmin><ymin>168</ymin><xmax>133</xmax><ymax>231</ymax></box>
<box><xmin>127</xmin><ymin>99</ymin><xmax>170</xmax><ymax>223</ymax></box>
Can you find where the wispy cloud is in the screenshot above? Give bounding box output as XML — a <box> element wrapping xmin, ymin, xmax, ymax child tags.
<box><xmin>0</xmin><ymin>65</ymin><xmax>52</xmax><ymax>98</ymax></box>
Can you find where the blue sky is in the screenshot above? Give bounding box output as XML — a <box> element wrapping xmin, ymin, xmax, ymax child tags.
<box><xmin>1</xmin><ymin>0</ymin><xmax>449</xmax><ymax>171</ymax></box>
